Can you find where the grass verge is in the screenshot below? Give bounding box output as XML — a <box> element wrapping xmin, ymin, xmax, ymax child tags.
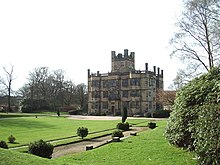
<box><xmin>54</xmin><ymin>120</ymin><xmax>197</xmax><ymax>165</ymax></box>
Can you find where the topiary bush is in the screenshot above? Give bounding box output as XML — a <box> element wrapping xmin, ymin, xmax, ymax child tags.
<box><xmin>148</xmin><ymin>122</ymin><xmax>156</xmax><ymax>129</ymax></box>
<box><xmin>165</xmin><ymin>67</ymin><xmax>220</xmax><ymax>164</ymax></box>
<box><xmin>112</xmin><ymin>129</ymin><xmax>124</xmax><ymax>138</ymax></box>
<box><xmin>8</xmin><ymin>135</ymin><xmax>16</xmax><ymax>143</ymax></box>
<box><xmin>77</xmin><ymin>127</ymin><xmax>88</xmax><ymax>139</ymax></box>
<box><xmin>122</xmin><ymin>107</ymin><xmax>127</xmax><ymax>123</ymax></box>
<box><xmin>0</xmin><ymin>140</ymin><xmax>8</xmax><ymax>149</ymax></box>
<box><xmin>116</xmin><ymin>122</ymin><xmax>129</xmax><ymax>131</ymax></box>
<box><xmin>28</xmin><ymin>139</ymin><xmax>54</xmax><ymax>158</ymax></box>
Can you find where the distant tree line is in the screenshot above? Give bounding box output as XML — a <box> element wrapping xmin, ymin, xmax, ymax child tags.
<box><xmin>0</xmin><ymin>66</ymin><xmax>88</xmax><ymax>113</ymax></box>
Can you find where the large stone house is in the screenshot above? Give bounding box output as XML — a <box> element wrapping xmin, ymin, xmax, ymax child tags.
<box><xmin>87</xmin><ymin>49</ymin><xmax>164</xmax><ymax>116</ymax></box>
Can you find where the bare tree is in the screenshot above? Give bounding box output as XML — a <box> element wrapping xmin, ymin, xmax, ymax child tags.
<box><xmin>50</xmin><ymin>69</ymin><xmax>65</xmax><ymax>111</ymax></box>
<box><xmin>20</xmin><ymin>66</ymin><xmax>87</xmax><ymax>113</ymax></box>
<box><xmin>170</xmin><ymin>0</ymin><xmax>220</xmax><ymax>79</ymax></box>
<box><xmin>63</xmin><ymin>80</ymin><xmax>76</xmax><ymax>106</ymax></box>
<box><xmin>0</xmin><ymin>66</ymin><xmax>15</xmax><ymax>112</ymax></box>
<box><xmin>156</xmin><ymin>89</ymin><xmax>176</xmax><ymax>110</ymax></box>
<box><xmin>169</xmin><ymin>69</ymin><xmax>190</xmax><ymax>90</ymax></box>
<box><xmin>76</xmin><ymin>83</ymin><xmax>88</xmax><ymax>111</ymax></box>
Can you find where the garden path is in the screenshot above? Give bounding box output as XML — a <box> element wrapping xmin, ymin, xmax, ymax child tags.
<box><xmin>52</xmin><ymin>126</ymin><xmax>147</xmax><ymax>158</ymax></box>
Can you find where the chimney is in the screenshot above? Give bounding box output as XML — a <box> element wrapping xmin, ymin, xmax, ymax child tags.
<box><xmin>145</xmin><ymin>63</ymin><xmax>148</xmax><ymax>71</ymax></box>
<box><xmin>88</xmin><ymin>69</ymin><xmax>90</xmax><ymax>77</ymax></box>
<box><xmin>157</xmin><ymin>67</ymin><xmax>160</xmax><ymax>76</ymax></box>
<box><xmin>161</xmin><ymin>70</ymin><xmax>163</xmax><ymax>77</ymax></box>
<box><xmin>97</xmin><ymin>71</ymin><xmax>100</xmax><ymax>76</ymax></box>
<box><xmin>153</xmin><ymin>66</ymin><xmax>156</xmax><ymax>75</ymax></box>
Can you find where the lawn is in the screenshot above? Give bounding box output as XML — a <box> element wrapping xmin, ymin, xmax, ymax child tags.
<box><xmin>54</xmin><ymin>120</ymin><xmax>197</xmax><ymax>165</ymax></box>
<box><xmin>0</xmin><ymin>148</ymin><xmax>59</xmax><ymax>165</ymax></box>
<box><xmin>0</xmin><ymin>119</ymin><xmax>197</xmax><ymax>165</ymax></box>
<box><xmin>0</xmin><ymin>115</ymin><xmax>147</xmax><ymax>148</ymax></box>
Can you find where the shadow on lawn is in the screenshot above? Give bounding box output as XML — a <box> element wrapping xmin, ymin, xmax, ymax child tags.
<box><xmin>0</xmin><ymin>117</ymin><xmax>56</xmax><ymax>129</ymax></box>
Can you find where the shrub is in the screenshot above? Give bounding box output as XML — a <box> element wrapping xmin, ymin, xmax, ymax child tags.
<box><xmin>28</xmin><ymin>139</ymin><xmax>54</xmax><ymax>158</ymax></box>
<box><xmin>77</xmin><ymin>127</ymin><xmax>88</xmax><ymax>139</ymax></box>
<box><xmin>165</xmin><ymin>67</ymin><xmax>220</xmax><ymax>164</ymax></box>
<box><xmin>122</xmin><ymin>107</ymin><xmax>127</xmax><ymax>123</ymax></box>
<box><xmin>0</xmin><ymin>140</ymin><xmax>8</xmax><ymax>149</ymax></box>
<box><xmin>152</xmin><ymin>110</ymin><xmax>171</xmax><ymax>118</ymax></box>
<box><xmin>193</xmin><ymin>105</ymin><xmax>220</xmax><ymax>165</ymax></box>
<box><xmin>57</xmin><ymin>110</ymin><xmax>60</xmax><ymax>117</ymax></box>
<box><xmin>8</xmin><ymin>135</ymin><xmax>16</xmax><ymax>143</ymax></box>
<box><xmin>148</xmin><ymin>122</ymin><xmax>156</xmax><ymax>129</ymax></box>
<box><xmin>116</xmin><ymin>122</ymin><xmax>129</xmax><ymax>131</ymax></box>
<box><xmin>112</xmin><ymin>130</ymin><xmax>124</xmax><ymax>138</ymax></box>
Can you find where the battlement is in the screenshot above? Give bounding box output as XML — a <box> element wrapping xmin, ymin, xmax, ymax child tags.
<box><xmin>111</xmin><ymin>49</ymin><xmax>135</xmax><ymax>60</ymax></box>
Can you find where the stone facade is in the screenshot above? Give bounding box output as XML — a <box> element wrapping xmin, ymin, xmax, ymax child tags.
<box><xmin>88</xmin><ymin>49</ymin><xmax>163</xmax><ymax>116</ymax></box>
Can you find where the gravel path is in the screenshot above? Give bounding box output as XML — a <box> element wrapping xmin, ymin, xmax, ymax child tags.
<box><xmin>52</xmin><ymin>127</ymin><xmax>147</xmax><ymax>158</ymax></box>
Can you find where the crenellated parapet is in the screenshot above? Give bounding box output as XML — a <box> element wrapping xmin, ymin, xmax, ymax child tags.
<box><xmin>111</xmin><ymin>49</ymin><xmax>135</xmax><ymax>61</ymax></box>
<box><xmin>111</xmin><ymin>49</ymin><xmax>135</xmax><ymax>73</ymax></box>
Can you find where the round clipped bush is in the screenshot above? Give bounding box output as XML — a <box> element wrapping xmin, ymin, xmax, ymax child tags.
<box><xmin>77</xmin><ymin>127</ymin><xmax>88</xmax><ymax>139</ymax></box>
<box><xmin>8</xmin><ymin>135</ymin><xmax>16</xmax><ymax>143</ymax></box>
<box><xmin>116</xmin><ymin>122</ymin><xmax>129</xmax><ymax>131</ymax></box>
<box><xmin>112</xmin><ymin>129</ymin><xmax>124</xmax><ymax>138</ymax></box>
<box><xmin>0</xmin><ymin>140</ymin><xmax>8</xmax><ymax>149</ymax></box>
<box><xmin>28</xmin><ymin>139</ymin><xmax>54</xmax><ymax>158</ymax></box>
<box><xmin>148</xmin><ymin>122</ymin><xmax>156</xmax><ymax>129</ymax></box>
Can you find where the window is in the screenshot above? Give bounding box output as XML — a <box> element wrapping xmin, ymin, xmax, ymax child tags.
<box><xmin>103</xmin><ymin>91</ymin><xmax>108</xmax><ymax>98</ymax></box>
<box><xmin>92</xmin><ymin>80</ymin><xmax>100</xmax><ymax>87</ymax></box>
<box><xmin>149</xmin><ymin>101</ymin><xmax>152</xmax><ymax>109</ymax></box>
<box><xmin>122</xmin><ymin>91</ymin><xmax>128</xmax><ymax>97</ymax></box>
<box><xmin>92</xmin><ymin>102</ymin><xmax>100</xmax><ymax>109</ymax></box>
<box><xmin>130</xmin><ymin>78</ymin><xmax>140</xmax><ymax>86</ymax></box>
<box><xmin>102</xmin><ymin>80</ymin><xmax>108</xmax><ymax>88</ymax></box>
<box><xmin>108</xmin><ymin>80</ymin><xmax>117</xmax><ymax>87</ymax></box>
<box><xmin>102</xmin><ymin>102</ymin><xmax>108</xmax><ymax>109</ymax></box>
<box><xmin>92</xmin><ymin>91</ymin><xmax>100</xmax><ymax>98</ymax></box>
<box><xmin>149</xmin><ymin>77</ymin><xmax>155</xmax><ymax>87</ymax></box>
<box><xmin>130</xmin><ymin>101</ymin><xmax>139</xmax><ymax>108</ymax></box>
<box><xmin>109</xmin><ymin>91</ymin><xmax>120</xmax><ymax>100</ymax></box>
<box><xmin>130</xmin><ymin>90</ymin><xmax>140</xmax><ymax>97</ymax></box>
<box><xmin>122</xmin><ymin>79</ymin><xmax>129</xmax><ymax>87</ymax></box>
<box><xmin>148</xmin><ymin>91</ymin><xmax>152</xmax><ymax>97</ymax></box>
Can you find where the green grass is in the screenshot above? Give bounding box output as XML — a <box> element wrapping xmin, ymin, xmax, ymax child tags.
<box><xmin>0</xmin><ymin>120</ymin><xmax>197</xmax><ymax>165</ymax></box>
<box><xmin>0</xmin><ymin>116</ymin><xmax>147</xmax><ymax>148</ymax></box>
<box><xmin>54</xmin><ymin>120</ymin><xmax>197</xmax><ymax>165</ymax></box>
<box><xmin>0</xmin><ymin>148</ymin><xmax>60</xmax><ymax>165</ymax></box>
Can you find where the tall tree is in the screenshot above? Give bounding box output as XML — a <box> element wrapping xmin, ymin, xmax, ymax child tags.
<box><xmin>51</xmin><ymin>69</ymin><xmax>65</xmax><ymax>111</ymax></box>
<box><xmin>1</xmin><ymin>66</ymin><xmax>15</xmax><ymax>112</ymax></box>
<box><xmin>76</xmin><ymin>83</ymin><xmax>87</xmax><ymax>111</ymax></box>
<box><xmin>170</xmin><ymin>0</ymin><xmax>220</xmax><ymax>79</ymax></box>
<box><xmin>169</xmin><ymin>69</ymin><xmax>188</xmax><ymax>90</ymax></box>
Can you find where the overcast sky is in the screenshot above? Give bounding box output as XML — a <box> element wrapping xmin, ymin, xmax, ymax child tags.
<box><xmin>0</xmin><ymin>0</ymin><xmax>183</xmax><ymax>91</ymax></box>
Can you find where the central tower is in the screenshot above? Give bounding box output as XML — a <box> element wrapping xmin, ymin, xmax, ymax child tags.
<box><xmin>111</xmin><ymin>49</ymin><xmax>135</xmax><ymax>73</ymax></box>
